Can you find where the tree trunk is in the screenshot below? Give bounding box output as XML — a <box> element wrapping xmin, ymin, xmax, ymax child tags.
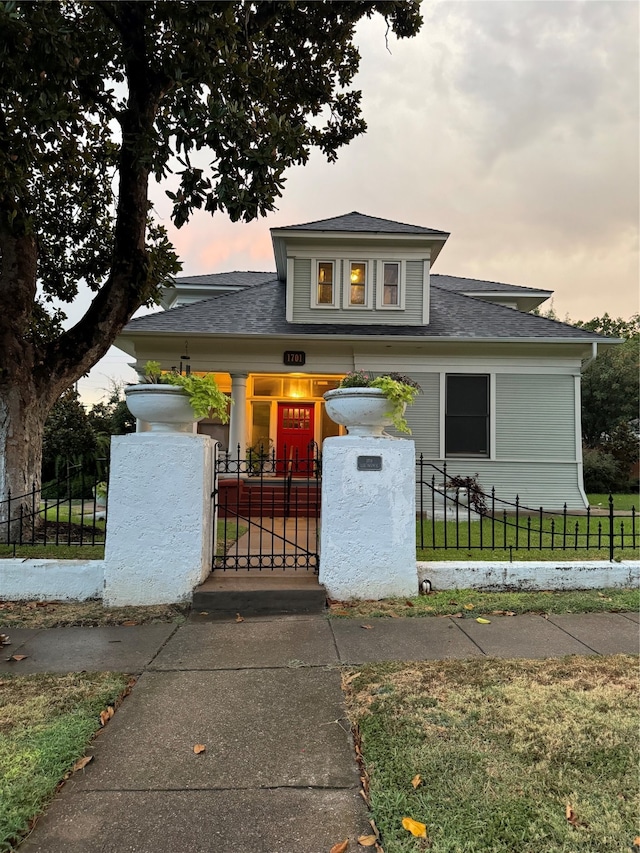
<box><xmin>0</xmin><ymin>382</ymin><xmax>50</xmax><ymax>543</ymax></box>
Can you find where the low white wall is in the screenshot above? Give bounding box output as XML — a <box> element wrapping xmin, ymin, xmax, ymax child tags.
<box><xmin>418</xmin><ymin>560</ymin><xmax>640</xmax><ymax>592</ymax></box>
<box><xmin>0</xmin><ymin>559</ymin><xmax>103</xmax><ymax>601</ymax></box>
<box><xmin>0</xmin><ymin>558</ymin><xmax>638</xmax><ymax>603</ymax></box>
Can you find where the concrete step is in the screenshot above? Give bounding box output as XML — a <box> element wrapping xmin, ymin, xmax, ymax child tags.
<box><xmin>192</xmin><ymin>572</ymin><xmax>327</xmax><ymax>617</ymax></box>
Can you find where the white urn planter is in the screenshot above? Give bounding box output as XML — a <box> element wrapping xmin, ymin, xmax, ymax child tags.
<box><xmin>124</xmin><ymin>384</ymin><xmax>197</xmax><ymax>433</ymax></box>
<box><xmin>323</xmin><ymin>387</ymin><xmax>403</xmax><ymax>437</ymax></box>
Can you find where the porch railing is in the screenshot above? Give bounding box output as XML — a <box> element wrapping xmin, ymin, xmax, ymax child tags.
<box><xmin>1</xmin><ymin>462</ymin><xmax>108</xmax><ymax>553</ymax></box>
<box><xmin>417</xmin><ymin>457</ymin><xmax>637</xmax><ymax>561</ymax></box>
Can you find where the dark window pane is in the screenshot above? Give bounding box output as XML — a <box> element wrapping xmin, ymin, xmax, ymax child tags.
<box><xmin>446</xmin><ymin>417</ymin><xmax>489</xmax><ymax>455</ymax></box>
<box><xmin>446</xmin><ymin>375</ymin><xmax>488</xmax><ymax>416</ymax></box>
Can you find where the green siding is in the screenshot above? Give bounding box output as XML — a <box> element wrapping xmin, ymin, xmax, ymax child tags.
<box><xmin>496</xmin><ymin>374</ymin><xmax>576</xmax><ymax>460</ymax></box>
<box><xmin>386</xmin><ymin>372</ymin><xmax>440</xmax><ymax>456</ymax></box>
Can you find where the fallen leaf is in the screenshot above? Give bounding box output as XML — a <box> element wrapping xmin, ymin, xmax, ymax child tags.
<box><xmin>235</xmin><ymin>613</ymin><xmax>244</xmax><ymax>622</ymax></box>
<box><xmin>633</xmin><ymin>836</ymin><xmax>640</xmax><ymax>847</ymax></box>
<box><xmin>463</xmin><ymin>603</ymin><xmax>475</xmax><ymax>610</ymax></box>
<box><xmin>565</xmin><ymin>803</ymin><xmax>588</xmax><ymax>828</ymax></box>
<box><xmin>121</xmin><ymin>620</ymin><xmax>137</xmax><ymax>627</ymax></box>
<box><xmin>198</xmin><ymin>611</ymin><xmax>209</xmax><ymax>616</ymax></box>
<box><xmin>505</xmin><ymin>611</ymin><xmax>516</xmax><ymax>616</ymax></box>
<box><xmin>388</xmin><ymin>612</ymin><xmax>400</xmax><ymax>618</ymax></box>
<box><xmin>193</xmin><ymin>744</ymin><xmax>206</xmax><ymax>754</ymax></box>
<box><xmin>402</xmin><ymin>817</ymin><xmax>427</xmax><ymax>839</ymax></box>
<box><xmin>405</xmin><ymin>600</ymin><xmax>414</xmax><ymax>607</ymax></box>
<box><xmin>448</xmin><ymin>600</ymin><xmax>458</xmax><ymax>605</ymax></box>
<box><xmin>72</xmin><ymin>755</ymin><xmax>94</xmax><ymax>772</ymax></box>
<box><xmin>0</xmin><ymin>634</ymin><xmax>10</xmax><ymax>646</ymax></box>
<box><xmin>329</xmin><ymin>840</ymin><xmax>349</xmax><ymax>853</ymax></box>
<box><xmin>334</xmin><ymin>610</ymin><xmax>350</xmax><ymax>616</ymax></box>
<box><xmin>358</xmin><ymin>835</ymin><xmax>377</xmax><ymax>847</ymax></box>
<box><xmin>99</xmin><ymin>706</ymin><xmax>115</xmax><ymax>726</ymax></box>
<box><xmin>360</xmin><ymin>624</ymin><xmax>373</xmax><ymax>630</ymax></box>
<box><xmin>450</xmin><ymin>612</ymin><xmax>463</xmax><ymax>618</ymax></box>
<box><xmin>8</xmin><ymin>654</ymin><xmax>27</xmax><ymax>661</ymax></box>
<box><xmin>411</xmin><ymin>774</ymin><xmax>422</xmax><ymax>789</ymax></box>
<box><xmin>476</xmin><ymin>617</ymin><xmax>491</xmax><ymax>624</ymax></box>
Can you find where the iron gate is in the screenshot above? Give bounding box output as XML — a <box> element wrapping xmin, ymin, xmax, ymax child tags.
<box><xmin>212</xmin><ymin>443</ymin><xmax>321</xmax><ymax>571</ymax></box>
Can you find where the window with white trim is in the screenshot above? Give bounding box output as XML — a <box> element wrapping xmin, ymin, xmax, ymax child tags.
<box><xmin>345</xmin><ymin>260</ymin><xmax>369</xmax><ymax>307</ymax></box>
<box><xmin>314</xmin><ymin>260</ymin><xmax>337</xmax><ymax>307</ymax></box>
<box><xmin>445</xmin><ymin>374</ymin><xmax>490</xmax><ymax>457</ymax></box>
<box><xmin>375</xmin><ymin>260</ymin><xmax>405</xmax><ymax>309</ymax></box>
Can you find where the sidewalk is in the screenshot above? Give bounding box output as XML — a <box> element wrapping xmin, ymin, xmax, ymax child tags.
<box><xmin>5</xmin><ymin>611</ymin><xmax>639</xmax><ymax>853</ymax></box>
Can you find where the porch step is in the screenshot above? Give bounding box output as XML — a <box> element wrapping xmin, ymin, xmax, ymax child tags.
<box><xmin>192</xmin><ymin>572</ymin><xmax>327</xmax><ymax>617</ymax></box>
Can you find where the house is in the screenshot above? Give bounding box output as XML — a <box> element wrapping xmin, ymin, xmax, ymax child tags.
<box><xmin>115</xmin><ymin>212</ymin><xmax>617</xmax><ymax>509</ymax></box>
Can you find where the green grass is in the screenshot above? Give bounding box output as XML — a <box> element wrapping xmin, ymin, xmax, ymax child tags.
<box><xmin>588</xmin><ymin>493</ymin><xmax>638</xmax><ymax>511</ymax></box>
<box><xmin>344</xmin><ymin>656</ymin><xmax>639</xmax><ymax>852</ymax></box>
<box><xmin>417</xmin><ymin>513</ymin><xmax>639</xmax><ymax>562</ymax></box>
<box><xmin>0</xmin><ymin>601</ymin><xmax>187</xmax><ymax>629</ymax></box>
<box><xmin>0</xmin><ymin>672</ymin><xmax>130</xmax><ymax>852</ymax></box>
<box><xmin>328</xmin><ymin>587</ymin><xmax>640</xmax><ymax>619</ymax></box>
<box><xmin>0</xmin><ymin>520</ymin><xmax>245</xmax><ymax>561</ymax></box>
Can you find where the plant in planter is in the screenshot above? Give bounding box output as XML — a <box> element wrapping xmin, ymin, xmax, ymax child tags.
<box><xmin>445</xmin><ymin>473</ymin><xmax>488</xmax><ymax>515</ymax></box>
<box><xmin>334</xmin><ymin>370</ymin><xmax>422</xmax><ymax>434</ymax></box>
<box><xmin>140</xmin><ymin>361</ymin><xmax>231</xmax><ymax>421</ymax></box>
<box><xmin>125</xmin><ymin>361</ymin><xmax>231</xmax><ymax>431</ymax></box>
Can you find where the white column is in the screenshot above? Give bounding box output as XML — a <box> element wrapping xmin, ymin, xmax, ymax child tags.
<box><xmin>228</xmin><ymin>373</ymin><xmax>248</xmax><ymax>456</ymax></box>
<box><xmin>103</xmin><ymin>433</ymin><xmax>215</xmax><ymax>606</ymax></box>
<box><xmin>319</xmin><ymin>436</ymin><xmax>418</xmax><ymax>599</ymax></box>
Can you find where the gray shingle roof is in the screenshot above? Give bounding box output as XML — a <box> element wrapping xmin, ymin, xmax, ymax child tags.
<box><xmin>123</xmin><ymin>277</ymin><xmax>605</xmax><ymax>341</ymax></box>
<box><xmin>172</xmin><ymin>271</ymin><xmax>275</xmax><ymax>287</ymax></box>
<box><xmin>274</xmin><ymin>211</ymin><xmax>449</xmax><ymax>236</ymax></box>
<box><xmin>432</xmin><ymin>275</ymin><xmax>551</xmax><ymax>296</ymax></box>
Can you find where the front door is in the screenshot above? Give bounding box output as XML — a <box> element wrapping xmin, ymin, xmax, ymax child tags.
<box><xmin>276</xmin><ymin>402</ymin><xmax>315</xmax><ymax>475</ymax></box>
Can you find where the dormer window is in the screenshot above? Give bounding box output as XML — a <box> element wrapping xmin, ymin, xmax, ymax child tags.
<box><xmin>376</xmin><ymin>260</ymin><xmax>406</xmax><ymax>309</ymax></box>
<box><xmin>342</xmin><ymin>260</ymin><xmax>371</xmax><ymax>309</ymax></box>
<box><xmin>383</xmin><ymin>263</ymin><xmax>399</xmax><ymax>305</ymax></box>
<box><xmin>349</xmin><ymin>262</ymin><xmax>367</xmax><ymax>305</ymax></box>
<box><xmin>317</xmin><ymin>261</ymin><xmax>334</xmax><ymax>304</ymax></box>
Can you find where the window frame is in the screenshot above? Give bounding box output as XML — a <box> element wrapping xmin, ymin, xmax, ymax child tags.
<box><xmin>444</xmin><ymin>373</ymin><xmax>490</xmax><ymax>458</ymax></box>
<box><xmin>342</xmin><ymin>259</ymin><xmax>373</xmax><ymax>309</ymax></box>
<box><xmin>375</xmin><ymin>259</ymin><xmax>406</xmax><ymax>310</ymax></box>
<box><xmin>310</xmin><ymin>259</ymin><xmax>340</xmax><ymax>309</ymax></box>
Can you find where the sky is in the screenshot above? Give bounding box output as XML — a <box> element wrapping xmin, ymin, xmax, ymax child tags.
<box><xmin>77</xmin><ymin>0</ymin><xmax>639</xmax><ymax>405</ymax></box>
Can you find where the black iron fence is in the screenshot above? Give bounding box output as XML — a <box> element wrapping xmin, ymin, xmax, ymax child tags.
<box><xmin>1</xmin><ymin>462</ymin><xmax>108</xmax><ymax>553</ymax></box>
<box><xmin>417</xmin><ymin>458</ymin><xmax>637</xmax><ymax>561</ymax></box>
<box><xmin>214</xmin><ymin>443</ymin><xmax>320</xmax><ymax>570</ymax></box>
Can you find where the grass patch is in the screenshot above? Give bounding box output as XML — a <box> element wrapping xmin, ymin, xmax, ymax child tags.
<box><xmin>588</xmin><ymin>494</ymin><xmax>638</xmax><ymax>512</ymax></box>
<box><xmin>0</xmin><ymin>671</ymin><xmax>130</xmax><ymax>851</ymax></box>
<box><xmin>417</xmin><ymin>515</ymin><xmax>639</xmax><ymax>562</ymax></box>
<box><xmin>328</xmin><ymin>587</ymin><xmax>640</xmax><ymax>619</ymax></box>
<box><xmin>0</xmin><ymin>520</ymin><xmax>245</xmax><ymax>561</ymax></box>
<box><xmin>344</xmin><ymin>655</ymin><xmax>639</xmax><ymax>852</ymax></box>
<box><xmin>0</xmin><ymin>601</ymin><xmax>188</xmax><ymax>629</ymax></box>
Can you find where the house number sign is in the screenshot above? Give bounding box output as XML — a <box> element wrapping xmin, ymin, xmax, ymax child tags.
<box><xmin>283</xmin><ymin>350</ymin><xmax>306</xmax><ymax>366</ymax></box>
<box><xmin>357</xmin><ymin>455</ymin><xmax>383</xmax><ymax>471</ymax></box>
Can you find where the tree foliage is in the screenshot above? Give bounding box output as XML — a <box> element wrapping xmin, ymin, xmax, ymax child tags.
<box><xmin>579</xmin><ymin>314</ymin><xmax>639</xmax><ymax>447</ymax></box>
<box><xmin>0</xmin><ymin>0</ymin><xmax>422</xmax><ymax>512</ymax></box>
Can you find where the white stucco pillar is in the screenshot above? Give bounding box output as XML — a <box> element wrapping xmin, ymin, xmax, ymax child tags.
<box><xmin>319</xmin><ymin>436</ymin><xmax>418</xmax><ymax>599</ymax></box>
<box><xmin>103</xmin><ymin>433</ymin><xmax>215</xmax><ymax>606</ymax></box>
<box><xmin>228</xmin><ymin>373</ymin><xmax>248</xmax><ymax>455</ymax></box>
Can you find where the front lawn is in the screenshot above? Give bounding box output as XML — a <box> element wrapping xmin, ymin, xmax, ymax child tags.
<box><xmin>344</xmin><ymin>656</ymin><xmax>639</xmax><ymax>852</ymax></box>
<box><xmin>0</xmin><ymin>672</ymin><xmax>130</xmax><ymax>852</ymax></box>
<box><xmin>417</xmin><ymin>512</ymin><xmax>639</xmax><ymax>562</ymax></box>
<box><xmin>588</xmin><ymin>493</ymin><xmax>638</xmax><ymax>512</ymax></box>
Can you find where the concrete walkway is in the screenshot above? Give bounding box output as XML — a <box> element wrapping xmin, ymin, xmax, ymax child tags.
<box><xmin>4</xmin><ymin>610</ymin><xmax>638</xmax><ymax>853</ymax></box>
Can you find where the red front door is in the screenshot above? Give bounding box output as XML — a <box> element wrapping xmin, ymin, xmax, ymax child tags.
<box><xmin>276</xmin><ymin>403</ymin><xmax>315</xmax><ymax>475</ymax></box>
